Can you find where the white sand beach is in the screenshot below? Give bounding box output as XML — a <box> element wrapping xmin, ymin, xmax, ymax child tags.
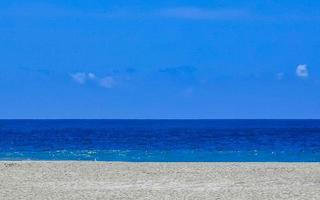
<box><xmin>1</xmin><ymin>162</ymin><xmax>320</xmax><ymax>200</ymax></box>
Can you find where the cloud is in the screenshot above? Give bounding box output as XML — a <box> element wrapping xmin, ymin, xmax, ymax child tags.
<box><xmin>71</xmin><ymin>72</ymin><xmax>115</xmax><ymax>89</ymax></box>
<box><xmin>99</xmin><ymin>76</ymin><xmax>115</xmax><ymax>88</ymax></box>
<box><xmin>296</xmin><ymin>64</ymin><xmax>308</xmax><ymax>78</ymax></box>
<box><xmin>71</xmin><ymin>72</ymin><xmax>89</xmax><ymax>84</ymax></box>
<box><xmin>87</xmin><ymin>73</ymin><xmax>96</xmax><ymax>79</ymax></box>
<box><xmin>157</xmin><ymin>7</ymin><xmax>247</xmax><ymax>20</ymax></box>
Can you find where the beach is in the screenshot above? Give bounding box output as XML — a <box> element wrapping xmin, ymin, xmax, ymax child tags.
<box><xmin>0</xmin><ymin>162</ymin><xmax>319</xmax><ymax>199</ymax></box>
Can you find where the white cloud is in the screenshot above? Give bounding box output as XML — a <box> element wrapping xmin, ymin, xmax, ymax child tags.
<box><xmin>296</xmin><ymin>64</ymin><xmax>308</xmax><ymax>78</ymax></box>
<box><xmin>99</xmin><ymin>76</ymin><xmax>115</xmax><ymax>88</ymax></box>
<box><xmin>71</xmin><ymin>72</ymin><xmax>88</xmax><ymax>84</ymax></box>
<box><xmin>71</xmin><ymin>72</ymin><xmax>120</xmax><ymax>89</ymax></box>
<box><xmin>158</xmin><ymin>7</ymin><xmax>247</xmax><ymax>20</ymax></box>
<box><xmin>71</xmin><ymin>72</ymin><xmax>97</xmax><ymax>84</ymax></box>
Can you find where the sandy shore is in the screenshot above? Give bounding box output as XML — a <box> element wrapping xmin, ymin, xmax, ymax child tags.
<box><xmin>0</xmin><ymin>162</ymin><xmax>320</xmax><ymax>200</ymax></box>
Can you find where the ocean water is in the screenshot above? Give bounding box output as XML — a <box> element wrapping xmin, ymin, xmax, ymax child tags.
<box><xmin>0</xmin><ymin>120</ymin><xmax>320</xmax><ymax>162</ymax></box>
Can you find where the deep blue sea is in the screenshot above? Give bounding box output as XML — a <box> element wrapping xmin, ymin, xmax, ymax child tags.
<box><xmin>0</xmin><ymin>120</ymin><xmax>320</xmax><ymax>162</ymax></box>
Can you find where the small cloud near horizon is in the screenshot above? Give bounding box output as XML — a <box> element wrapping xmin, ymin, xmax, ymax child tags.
<box><xmin>71</xmin><ymin>72</ymin><xmax>115</xmax><ymax>89</ymax></box>
<box><xmin>87</xmin><ymin>73</ymin><xmax>96</xmax><ymax>79</ymax></box>
<box><xmin>71</xmin><ymin>72</ymin><xmax>89</xmax><ymax>84</ymax></box>
<box><xmin>296</xmin><ymin>64</ymin><xmax>309</xmax><ymax>78</ymax></box>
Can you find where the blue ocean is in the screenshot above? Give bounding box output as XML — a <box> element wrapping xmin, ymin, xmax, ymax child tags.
<box><xmin>0</xmin><ymin>120</ymin><xmax>320</xmax><ymax>162</ymax></box>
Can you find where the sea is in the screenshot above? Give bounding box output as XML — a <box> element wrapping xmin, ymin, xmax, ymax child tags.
<box><xmin>0</xmin><ymin>120</ymin><xmax>320</xmax><ymax>162</ymax></box>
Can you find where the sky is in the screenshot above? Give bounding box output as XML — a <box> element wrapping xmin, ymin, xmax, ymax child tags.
<box><xmin>1</xmin><ymin>0</ymin><xmax>320</xmax><ymax>119</ymax></box>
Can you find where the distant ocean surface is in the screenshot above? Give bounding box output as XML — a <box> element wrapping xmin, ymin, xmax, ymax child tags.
<box><xmin>0</xmin><ymin>120</ymin><xmax>320</xmax><ymax>162</ymax></box>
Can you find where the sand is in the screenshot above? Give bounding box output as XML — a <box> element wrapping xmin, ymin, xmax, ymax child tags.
<box><xmin>0</xmin><ymin>162</ymin><xmax>320</xmax><ymax>200</ymax></box>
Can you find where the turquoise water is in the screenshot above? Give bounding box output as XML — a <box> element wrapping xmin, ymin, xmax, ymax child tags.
<box><xmin>0</xmin><ymin>120</ymin><xmax>320</xmax><ymax>161</ymax></box>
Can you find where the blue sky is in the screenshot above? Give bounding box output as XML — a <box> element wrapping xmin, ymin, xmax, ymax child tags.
<box><xmin>1</xmin><ymin>0</ymin><xmax>320</xmax><ymax>119</ymax></box>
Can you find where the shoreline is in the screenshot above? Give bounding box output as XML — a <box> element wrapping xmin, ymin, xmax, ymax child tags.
<box><xmin>1</xmin><ymin>162</ymin><xmax>320</xmax><ymax>199</ymax></box>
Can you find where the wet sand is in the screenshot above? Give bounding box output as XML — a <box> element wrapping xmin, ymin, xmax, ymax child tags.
<box><xmin>1</xmin><ymin>162</ymin><xmax>320</xmax><ymax>200</ymax></box>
